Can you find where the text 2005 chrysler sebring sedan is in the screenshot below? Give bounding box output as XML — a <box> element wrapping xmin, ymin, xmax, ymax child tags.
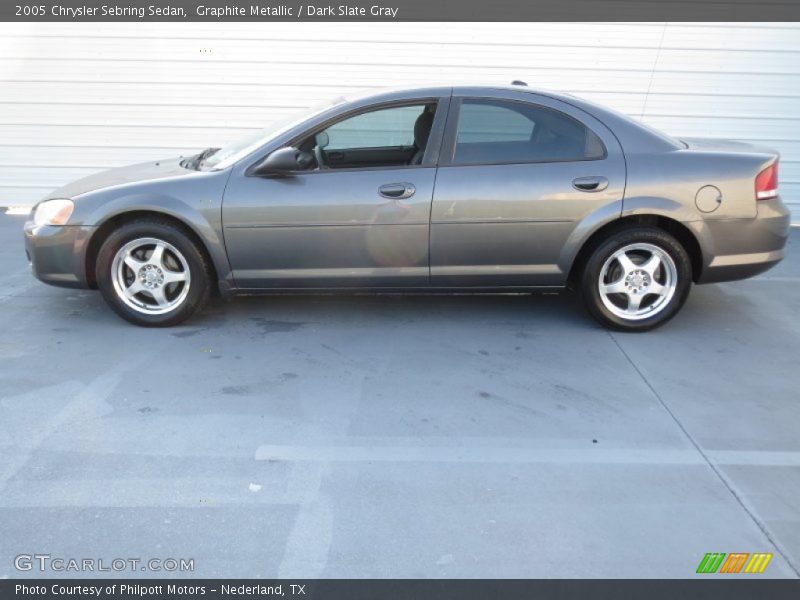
<box><xmin>25</xmin><ymin>85</ymin><xmax>790</xmax><ymax>330</ymax></box>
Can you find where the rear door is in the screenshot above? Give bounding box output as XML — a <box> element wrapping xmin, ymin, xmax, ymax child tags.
<box><xmin>430</xmin><ymin>90</ymin><xmax>626</xmax><ymax>287</ymax></box>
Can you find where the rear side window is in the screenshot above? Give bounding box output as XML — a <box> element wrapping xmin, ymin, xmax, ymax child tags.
<box><xmin>453</xmin><ymin>99</ymin><xmax>606</xmax><ymax>165</ymax></box>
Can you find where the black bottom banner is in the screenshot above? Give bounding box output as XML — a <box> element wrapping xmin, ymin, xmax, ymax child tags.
<box><xmin>4</xmin><ymin>579</ymin><xmax>800</xmax><ymax>600</ymax></box>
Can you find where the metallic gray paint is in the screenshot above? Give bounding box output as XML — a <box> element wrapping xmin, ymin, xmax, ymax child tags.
<box><xmin>24</xmin><ymin>85</ymin><xmax>791</xmax><ymax>297</ymax></box>
<box><xmin>26</xmin><ymin>160</ymin><xmax>234</xmax><ymax>288</ymax></box>
<box><xmin>223</xmin><ymin>166</ymin><xmax>435</xmax><ymax>288</ymax></box>
<box><xmin>431</xmin><ymin>89</ymin><xmax>627</xmax><ymax>287</ymax></box>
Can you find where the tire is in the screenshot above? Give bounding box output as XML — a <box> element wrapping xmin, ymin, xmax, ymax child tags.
<box><xmin>580</xmin><ymin>227</ymin><xmax>692</xmax><ymax>332</ymax></box>
<box><xmin>95</xmin><ymin>218</ymin><xmax>211</xmax><ymax>327</ymax></box>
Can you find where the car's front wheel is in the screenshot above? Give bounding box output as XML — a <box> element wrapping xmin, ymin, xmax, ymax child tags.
<box><xmin>96</xmin><ymin>218</ymin><xmax>211</xmax><ymax>326</ymax></box>
<box><xmin>581</xmin><ymin>227</ymin><xmax>692</xmax><ymax>331</ymax></box>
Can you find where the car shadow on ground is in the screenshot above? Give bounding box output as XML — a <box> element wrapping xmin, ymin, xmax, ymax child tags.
<box><xmin>33</xmin><ymin>283</ymin><xmax>753</xmax><ymax>337</ymax></box>
<box><xmin>215</xmin><ymin>290</ymin><xmax>589</xmax><ymax>323</ymax></box>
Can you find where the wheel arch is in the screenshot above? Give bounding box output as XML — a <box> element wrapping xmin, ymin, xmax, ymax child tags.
<box><xmin>566</xmin><ymin>214</ymin><xmax>704</xmax><ymax>287</ymax></box>
<box><xmin>85</xmin><ymin>208</ymin><xmax>225</xmax><ymax>291</ymax></box>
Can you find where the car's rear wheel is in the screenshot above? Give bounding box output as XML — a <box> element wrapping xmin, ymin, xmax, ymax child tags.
<box><xmin>96</xmin><ymin>219</ymin><xmax>211</xmax><ymax>326</ymax></box>
<box><xmin>581</xmin><ymin>227</ymin><xmax>692</xmax><ymax>331</ymax></box>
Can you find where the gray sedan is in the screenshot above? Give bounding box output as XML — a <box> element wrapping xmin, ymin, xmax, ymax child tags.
<box><xmin>24</xmin><ymin>84</ymin><xmax>790</xmax><ymax>330</ymax></box>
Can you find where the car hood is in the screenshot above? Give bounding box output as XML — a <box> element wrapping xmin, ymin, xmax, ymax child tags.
<box><xmin>46</xmin><ymin>158</ymin><xmax>197</xmax><ymax>200</ymax></box>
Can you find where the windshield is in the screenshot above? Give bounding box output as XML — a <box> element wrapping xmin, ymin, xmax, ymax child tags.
<box><xmin>200</xmin><ymin>97</ymin><xmax>347</xmax><ymax>170</ymax></box>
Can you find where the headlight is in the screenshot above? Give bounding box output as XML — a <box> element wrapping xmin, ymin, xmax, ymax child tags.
<box><xmin>33</xmin><ymin>199</ymin><xmax>74</xmax><ymax>226</ymax></box>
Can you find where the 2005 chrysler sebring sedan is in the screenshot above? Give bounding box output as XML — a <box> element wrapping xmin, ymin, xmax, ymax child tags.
<box><xmin>25</xmin><ymin>85</ymin><xmax>790</xmax><ymax>330</ymax></box>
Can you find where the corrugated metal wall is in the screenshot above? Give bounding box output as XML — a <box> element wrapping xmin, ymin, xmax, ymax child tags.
<box><xmin>0</xmin><ymin>22</ymin><xmax>798</xmax><ymax>219</ymax></box>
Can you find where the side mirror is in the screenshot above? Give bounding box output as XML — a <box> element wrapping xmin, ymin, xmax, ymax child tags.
<box><xmin>251</xmin><ymin>147</ymin><xmax>301</xmax><ymax>176</ymax></box>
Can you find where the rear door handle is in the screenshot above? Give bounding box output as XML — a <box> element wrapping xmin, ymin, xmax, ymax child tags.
<box><xmin>379</xmin><ymin>183</ymin><xmax>416</xmax><ymax>200</ymax></box>
<box><xmin>572</xmin><ymin>176</ymin><xmax>609</xmax><ymax>192</ymax></box>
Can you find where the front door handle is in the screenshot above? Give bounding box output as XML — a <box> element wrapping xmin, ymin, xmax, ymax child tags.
<box><xmin>379</xmin><ymin>183</ymin><xmax>416</xmax><ymax>200</ymax></box>
<box><xmin>572</xmin><ymin>176</ymin><xmax>609</xmax><ymax>192</ymax></box>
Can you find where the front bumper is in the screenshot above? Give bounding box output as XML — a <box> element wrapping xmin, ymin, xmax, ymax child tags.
<box><xmin>696</xmin><ymin>198</ymin><xmax>791</xmax><ymax>284</ymax></box>
<box><xmin>24</xmin><ymin>221</ymin><xmax>96</xmax><ymax>289</ymax></box>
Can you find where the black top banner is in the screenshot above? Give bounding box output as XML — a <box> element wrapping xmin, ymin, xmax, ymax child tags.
<box><xmin>4</xmin><ymin>0</ymin><xmax>800</xmax><ymax>21</ymax></box>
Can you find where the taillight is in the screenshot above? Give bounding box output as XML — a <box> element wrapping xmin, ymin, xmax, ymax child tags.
<box><xmin>755</xmin><ymin>162</ymin><xmax>778</xmax><ymax>201</ymax></box>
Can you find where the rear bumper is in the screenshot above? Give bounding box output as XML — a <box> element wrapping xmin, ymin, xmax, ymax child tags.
<box><xmin>24</xmin><ymin>221</ymin><xmax>95</xmax><ymax>289</ymax></box>
<box><xmin>696</xmin><ymin>198</ymin><xmax>791</xmax><ymax>284</ymax></box>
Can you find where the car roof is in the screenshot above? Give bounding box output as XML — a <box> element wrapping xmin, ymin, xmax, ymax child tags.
<box><xmin>346</xmin><ymin>83</ymin><xmax>575</xmax><ymax>101</ymax></box>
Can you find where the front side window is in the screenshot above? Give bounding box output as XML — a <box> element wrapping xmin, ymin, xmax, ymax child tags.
<box><xmin>325</xmin><ymin>105</ymin><xmax>422</xmax><ymax>150</ymax></box>
<box><xmin>452</xmin><ymin>99</ymin><xmax>605</xmax><ymax>166</ymax></box>
<box><xmin>297</xmin><ymin>103</ymin><xmax>437</xmax><ymax>170</ymax></box>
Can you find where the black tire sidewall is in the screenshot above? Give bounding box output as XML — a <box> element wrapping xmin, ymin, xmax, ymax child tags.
<box><xmin>581</xmin><ymin>227</ymin><xmax>692</xmax><ymax>332</ymax></box>
<box><xmin>96</xmin><ymin>220</ymin><xmax>210</xmax><ymax>327</ymax></box>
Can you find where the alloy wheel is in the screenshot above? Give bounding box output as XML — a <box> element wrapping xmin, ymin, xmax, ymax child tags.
<box><xmin>597</xmin><ymin>242</ymin><xmax>678</xmax><ymax>321</ymax></box>
<box><xmin>111</xmin><ymin>237</ymin><xmax>191</xmax><ymax>315</ymax></box>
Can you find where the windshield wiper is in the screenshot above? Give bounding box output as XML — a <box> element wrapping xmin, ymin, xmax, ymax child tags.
<box><xmin>180</xmin><ymin>147</ymin><xmax>220</xmax><ymax>170</ymax></box>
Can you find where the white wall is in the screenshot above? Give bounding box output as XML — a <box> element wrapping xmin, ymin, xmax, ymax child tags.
<box><xmin>0</xmin><ymin>22</ymin><xmax>798</xmax><ymax>219</ymax></box>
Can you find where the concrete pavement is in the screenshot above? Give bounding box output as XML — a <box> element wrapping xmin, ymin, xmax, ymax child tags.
<box><xmin>1</xmin><ymin>213</ymin><xmax>798</xmax><ymax>578</ymax></box>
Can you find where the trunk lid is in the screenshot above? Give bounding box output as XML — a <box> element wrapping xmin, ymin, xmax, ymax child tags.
<box><xmin>680</xmin><ymin>137</ymin><xmax>779</xmax><ymax>159</ymax></box>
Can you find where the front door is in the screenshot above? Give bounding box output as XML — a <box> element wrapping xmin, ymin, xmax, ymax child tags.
<box><xmin>223</xmin><ymin>101</ymin><xmax>446</xmax><ymax>289</ymax></box>
<box><xmin>430</xmin><ymin>94</ymin><xmax>626</xmax><ymax>287</ymax></box>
